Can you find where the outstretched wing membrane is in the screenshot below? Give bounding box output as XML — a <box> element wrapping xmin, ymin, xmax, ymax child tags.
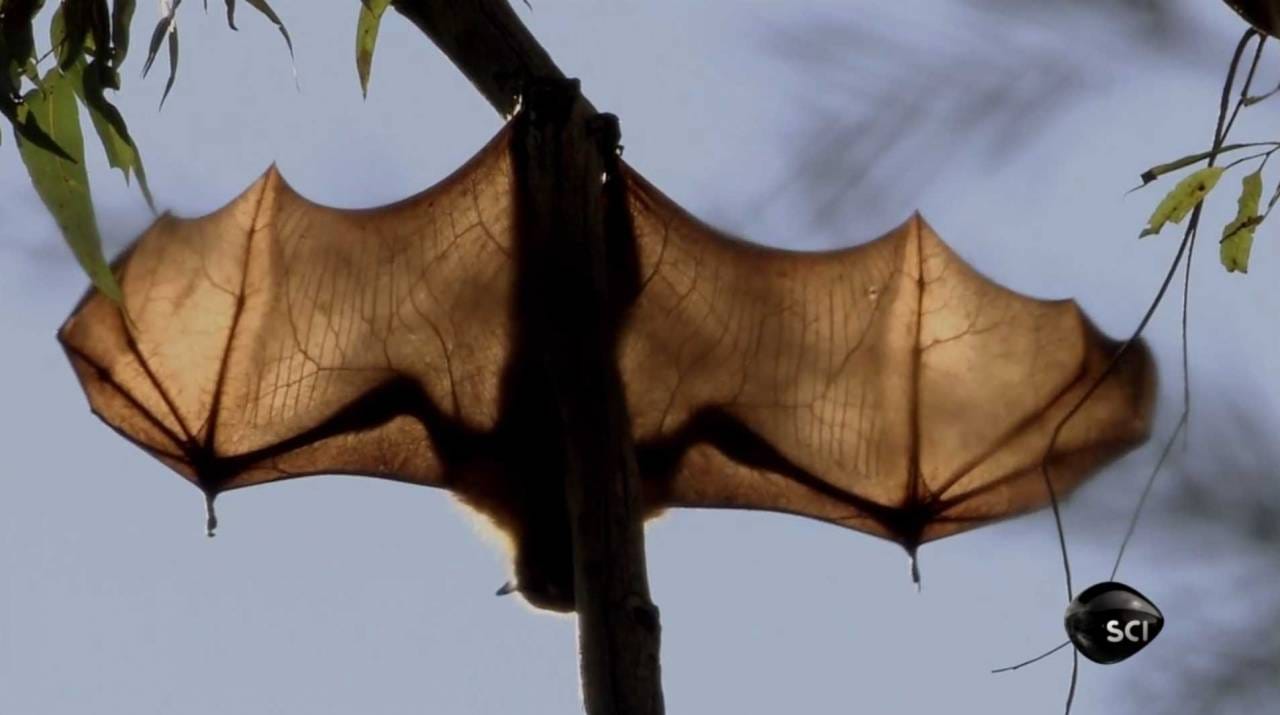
<box><xmin>621</xmin><ymin>169</ymin><xmax>1155</xmax><ymax>547</ymax></box>
<box><xmin>60</xmin><ymin>128</ymin><xmax>518</xmax><ymax>495</ymax></box>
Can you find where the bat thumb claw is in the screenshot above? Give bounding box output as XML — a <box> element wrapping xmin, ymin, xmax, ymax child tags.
<box><xmin>495</xmin><ymin>581</ymin><xmax>518</xmax><ymax>597</ymax></box>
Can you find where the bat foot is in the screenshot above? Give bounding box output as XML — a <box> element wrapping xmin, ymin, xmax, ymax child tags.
<box><xmin>908</xmin><ymin>547</ymin><xmax>921</xmax><ymax>592</ymax></box>
<box><xmin>203</xmin><ymin>492</ymin><xmax>218</xmax><ymax>538</ymax></box>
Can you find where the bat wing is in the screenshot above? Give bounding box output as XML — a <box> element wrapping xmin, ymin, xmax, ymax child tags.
<box><xmin>620</xmin><ymin>168</ymin><xmax>1156</xmax><ymax>549</ymax></box>
<box><xmin>60</xmin><ymin>119</ymin><xmax>1155</xmax><ymax>556</ymax></box>
<box><xmin>59</xmin><ymin>127</ymin><xmax>518</xmax><ymax>497</ymax></box>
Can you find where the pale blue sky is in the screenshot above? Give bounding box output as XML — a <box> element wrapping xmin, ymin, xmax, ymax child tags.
<box><xmin>1</xmin><ymin>2</ymin><xmax>1276</xmax><ymax>714</ymax></box>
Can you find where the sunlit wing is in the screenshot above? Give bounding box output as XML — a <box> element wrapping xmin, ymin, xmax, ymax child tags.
<box><xmin>59</xmin><ymin>127</ymin><xmax>518</xmax><ymax>495</ymax></box>
<box><xmin>621</xmin><ymin>168</ymin><xmax>1155</xmax><ymax>548</ymax></box>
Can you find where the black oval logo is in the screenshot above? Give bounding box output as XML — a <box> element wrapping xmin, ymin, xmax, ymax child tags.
<box><xmin>1064</xmin><ymin>581</ymin><xmax>1164</xmax><ymax>665</ymax></box>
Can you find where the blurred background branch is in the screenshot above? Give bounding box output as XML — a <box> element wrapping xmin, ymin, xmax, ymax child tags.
<box><xmin>766</xmin><ymin>0</ymin><xmax>1214</xmax><ymax>233</ymax></box>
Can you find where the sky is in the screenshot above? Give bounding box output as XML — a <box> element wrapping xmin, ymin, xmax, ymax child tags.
<box><xmin>1</xmin><ymin>1</ymin><xmax>1277</xmax><ymax>714</ymax></box>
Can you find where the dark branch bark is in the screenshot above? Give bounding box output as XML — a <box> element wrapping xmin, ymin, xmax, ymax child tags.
<box><xmin>513</xmin><ymin>84</ymin><xmax>664</xmax><ymax>715</ymax></box>
<box><xmin>390</xmin><ymin>3</ymin><xmax>664</xmax><ymax>713</ymax></box>
<box><xmin>393</xmin><ymin>0</ymin><xmax>583</xmax><ymax>116</ymax></box>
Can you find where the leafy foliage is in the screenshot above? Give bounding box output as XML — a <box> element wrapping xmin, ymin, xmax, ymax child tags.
<box><xmin>1131</xmin><ymin>24</ymin><xmax>1280</xmax><ymax>276</ymax></box>
<box><xmin>1137</xmin><ymin>147</ymin><xmax>1277</xmax><ymax>273</ymax></box>
<box><xmin>1</xmin><ymin>0</ymin><xmax>294</xmax><ymax>298</ymax></box>
<box><xmin>15</xmin><ymin>63</ymin><xmax>119</xmax><ymax>300</ymax></box>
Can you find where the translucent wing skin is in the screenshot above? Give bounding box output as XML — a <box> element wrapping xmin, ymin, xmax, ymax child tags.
<box><xmin>60</xmin><ymin>122</ymin><xmax>1155</xmax><ymax>607</ymax></box>
<box><xmin>59</xmin><ymin>127</ymin><xmax>517</xmax><ymax>495</ymax></box>
<box><xmin>621</xmin><ymin>169</ymin><xmax>1156</xmax><ymax>549</ymax></box>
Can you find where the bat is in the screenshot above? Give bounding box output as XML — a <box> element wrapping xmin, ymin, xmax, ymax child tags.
<box><xmin>58</xmin><ymin>119</ymin><xmax>1155</xmax><ymax>612</ymax></box>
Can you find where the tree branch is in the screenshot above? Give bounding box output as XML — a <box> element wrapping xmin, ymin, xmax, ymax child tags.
<box><xmin>392</xmin><ymin>0</ymin><xmax>585</xmax><ymax>116</ymax></box>
<box><xmin>390</xmin><ymin>3</ymin><xmax>664</xmax><ymax>714</ymax></box>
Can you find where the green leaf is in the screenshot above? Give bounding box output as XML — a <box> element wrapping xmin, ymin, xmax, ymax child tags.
<box><xmin>243</xmin><ymin>0</ymin><xmax>293</xmax><ymax>59</ymax></box>
<box><xmin>73</xmin><ymin>58</ymin><xmax>155</xmax><ymax>210</ymax></box>
<box><xmin>15</xmin><ymin>66</ymin><xmax>121</xmax><ymax>302</ymax></box>
<box><xmin>1140</xmin><ymin>166</ymin><xmax>1225</xmax><ymax>238</ymax></box>
<box><xmin>0</xmin><ymin>96</ymin><xmax>74</xmax><ymax>160</ymax></box>
<box><xmin>53</xmin><ymin>0</ymin><xmax>91</xmax><ymax>69</ymax></box>
<box><xmin>161</xmin><ymin>23</ymin><xmax>178</xmax><ymax>106</ymax></box>
<box><xmin>1</xmin><ymin>0</ymin><xmax>41</xmax><ymax>91</ymax></box>
<box><xmin>1220</xmin><ymin>169</ymin><xmax>1263</xmax><ymax>273</ymax></box>
<box><xmin>0</xmin><ymin>1</ymin><xmax>69</xmax><ymax>156</ymax></box>
<box><xmin>87</xmin><ymin>0</ymin><xmax>111</xmax><ymax>63</ymax></box>
<box><xmin>142</xmin><ymin>1</ymin><xmax>181</xmax><ymax>108</ymax></box>
<box><xmin>111</xmin><ymin>0</ymin><xmax>136</xmax><ymax>66</ymax></box>
<box><xmin>355</xmin><ymin>0</ymin><xmax>391</xmax><ymax>98</ymax></box>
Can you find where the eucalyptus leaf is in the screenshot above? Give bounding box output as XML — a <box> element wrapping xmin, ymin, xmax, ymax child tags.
<box><xmin>355</xmin><ymin>0</ymin><xmax>391</xmax><ymax>98</ymax></box>
<box><xmin>87</xmin><ymin>0</ymin><xmax>111</xmax><ymax>63</ymax></box>
<box><xmin>1140</xmin><ymin>166</ymin><xmax>1225</xmax><ymax>238</ymax></box>
<box><xmin>1</xmin><ymin>0</ymin><xmax>41</xmax><ymax>92</ymax></box>
<box><xmin>2</xmin><ymin>0</ymin><xmax>70</xmax><ymax>159</ymax></box>
<box><xmin>143</xmin><ymin>0</ymin><xmax>181</xmax><ymax>108</ymax></box>
<box><xmin>110</xmin><ymin>0</ymin><xmax>136</xmax><ymax>66</ymax></box>
<box><xmin>1220</xmin><ymin>224</ymin><xmax>1257</xmax><ymax>274</ymax></box>
<box><xmin>1220</xmin><ymin>169</ymin><xmax>1264</xmax><ymax>273</ymax></box>
<box><xmin>73</xmin><ymin>57</ymin><xmax>155</xmax><ymax>210</ymax></box>
<box><xmin>15</xmin><ymin>66</ymin><xmax>120</xmax><ymax>302</ymax></box>
<box><xmin>161</xmin><ymin>24</ymin><xmax>178</xmax><ymax>107</ymax></box>
<box><xmin>244</xmin><ymin>0</ymin><xmax>293</xmax><ymax>58</ymax></box>
<box><xmin>0</xmin><ymin>96</ymin><xmax>73</xmax><ymax>160</ymax></box>
<box><xmin>55</xmin><ymin>0</ymin><xmax>90</xmax><ymax>69</ymax></box>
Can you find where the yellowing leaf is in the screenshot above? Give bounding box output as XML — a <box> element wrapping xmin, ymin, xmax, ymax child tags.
<box><xmin>1140</xmin><ymin>166</ymin><xmax>1225</xmax><ymax>238</ymax></box>
<box><xmin>1220</xmin><ymin>228</ymin><xmax>1256</xmax><ymax>273</ymax></box>
<box><xmin>16</xmin><ymin>67</ymin><xmax>121</xmax><ymax>303</ymax></box>
<box><xmin>1220</xmin><ymin>169</ymin><xmax>1264</xmax><ymax>273</ymax></box>
<box><xmin>355</xmin><ymin>0</ymin><xmax>392</xmax><ymax>98</ymax></box>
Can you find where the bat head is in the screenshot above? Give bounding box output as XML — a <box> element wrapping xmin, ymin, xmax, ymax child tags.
<box><xmin>508</xmin><ymin>532</ymin><xmax>577</xmax><ymax>613</ymax></box>
<box><xmin>498</xmin><ymin>564</ymin><xmax>574</xmax><ymax>614</ymax></box>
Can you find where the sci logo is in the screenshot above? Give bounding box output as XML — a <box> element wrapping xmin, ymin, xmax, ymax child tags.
<box><xmin>1064</xmin><ymin>581</ymin><xmax>1164</xmax><ymax>664</ymax></box>
<box><xmin>1106</xmin><ymin>619</ymin><xmax>1155</xmax><ymax>644</ymax></box>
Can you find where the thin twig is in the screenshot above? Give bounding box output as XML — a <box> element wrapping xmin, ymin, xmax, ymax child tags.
<box><xmin>992</xmin><ymin>640</ymin><xmax>1071</xmax><ymax>674</ymax></box>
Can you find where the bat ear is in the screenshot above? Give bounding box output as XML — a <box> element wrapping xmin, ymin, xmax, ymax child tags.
<box><xmin>495</xmin><ymin>580</ymin><xmax>518</xmax><ymax>597</ymax></box>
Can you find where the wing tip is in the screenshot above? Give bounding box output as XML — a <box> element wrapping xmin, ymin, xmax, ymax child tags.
<box><xmin>1116</xmin><ymin>337</ymin><xmax>1158</xmax><ymax>442</ymax></box>
<box><xmin>1076</xmin><ymin>304</ymin><xmax>1158</xmax><ymax>442</ymax></box>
